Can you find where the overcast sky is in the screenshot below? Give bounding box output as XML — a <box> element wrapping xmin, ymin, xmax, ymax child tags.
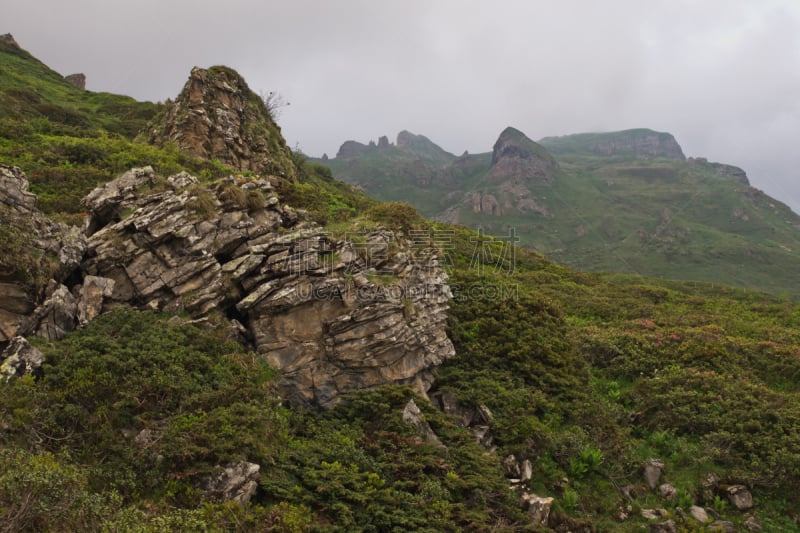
<box><xmin>6</xmin><ymin>0</ymin><xmax>800</xmax><ymax>212</ymax></box>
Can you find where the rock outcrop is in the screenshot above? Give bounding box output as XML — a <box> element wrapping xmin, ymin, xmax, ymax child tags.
<box><xmin>0</xmin><ymin>165</ymin><xmax>85</xmax><ymax>347</ymax></box>
<box><xmin>79</xmin><ymin>167</ymin><xmax>454</xmax><ymax>407</ymax></box>
<box><xmin>689</xmin><ymin>157</ymin><xmax>750</xmax><ymax>185</ymax></box>
<box><xmin>64</xmin><ymin>73</ymin><xmax>86</xmax><ymax>90</ymax></box>
<box><xmin>336</xmin><ymin>140</ymin><xmax>370</xmax><ymax>159</ymax></box>
<box><xmin>148</xmin><ymin>66</ymin><xmax>296</xmax><ymax>179</ymax></box>
<box><xmin>0</xmin><ymin>336</ymin><xmax>44</xmax><ymax>381</ymax></box>
<box><xmin>202</xmin><ymin>462</ymin><xmax>261</xmax><ymax>503</ymax></box>
<box><xmin>0</xmin><ymin>34</ymin><xmax>18</xmax><ymax>47</ymax></box>
<box><xmin>488</xmin><ymin>127</ymin><xmax>559</xmax><ymax>184</ymax></box>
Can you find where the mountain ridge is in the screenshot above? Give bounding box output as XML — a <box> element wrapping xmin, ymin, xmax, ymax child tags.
<box><xmin>314</xmin><ymin>126</ymin><xmax>800</xmax><ymax>296</ymax></box>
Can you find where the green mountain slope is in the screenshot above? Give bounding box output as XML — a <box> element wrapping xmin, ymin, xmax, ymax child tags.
<box><xmin>315</xmin><ymin>127</ymin><xmax>800</xmax><ymax>297</ymax></box>
<box><xmin>2</xmin><ymin>39</ymin><xmax>800</xmax><ymax>531</ymax></box>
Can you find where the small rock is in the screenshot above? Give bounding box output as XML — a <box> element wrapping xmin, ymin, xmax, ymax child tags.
<box><xmin>77</xmin><ymin>275</ymin><xmax>115</xmax><ymax>325</ymax></box>
<box><xmin>710</xmin><ymin>520</ymin><xmax>736</xmax><ymax>533</ymax></box>
<box><xmin>520</xmin><ymin>493</ymin><xmax>553</xmax><ymax>525</ymax></box>
<box><xmin>726</xmin><ymin>484</ymin><xmax>753</xmax><ymax>510</ymax></box>
<box><xmin>649</xmin><ymin>519</ymin><xmax>676</xmax><ymax>533</ymax></box>
<box><xmin>643</xmin><ymin>458</ymin><xmax>664</xmax><ymax>489</ymax></box>
<box><xmin>659</xmin><ymin>482</ymin><xmax>677</xmax><ymax>500</ymax></box>
<box><xmin>402</xmin><ymin>399</ymin><xmax>444</xmax><ymax>448</ymax></box>
<box><xmin>202</xmin><ymin>461</ymin><xmax>260</xmax><ymax>503</ymax></box>
<box><xmin>520</xmin><ymin>459</ymin><xmax>533</xmax><ymax>482</ymax></box>
<box><xmin>743</xmin><ymin>515</ymin><xmax>762</xmax><ymax>531</ymax></box>
<box><xmin>689</xmin><ymin>505</ymin><xmax>709</xmax><ymax>523</ymax></box>
<box><xmin>641</xmin><ymin>508</ymin><xmax>668</xmax><ymax>520</ymax></box>
<box><xmin>700</xmin><ymin>471</ymin><xmax>720</xmax><ymax>501</ymax></box>
<box><xmin>167</xmin><ymin>171</ymin><xmax>199</xmax><ymax>189</ymax></box>
<box><xmin>470</xmin><ymin>425</ymin><xmax>493</xmax><ymax>449</ymax></box>
<box><xmin>0</xmin><ymin>336</ymin><xmax>44</xmax><ymax>381</ymax></box>
<box><xmin>503</xmin><ymin>454</ymin><xmax>521</xmax><ymax>478</ymax></box>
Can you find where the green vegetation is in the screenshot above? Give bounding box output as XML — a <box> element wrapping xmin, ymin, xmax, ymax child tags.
<box><xmin>0</xmin><ymin>39</ymin><xmax>234</xmax><ymax>213</ymax></box>
<box><xmin>276</xmin><ymin>151</ymin><xmax>375</xmax><ymax>224</ymax></box>
<box><xmin>316</xmin><ymin>128</ymin><xmax>800</xmax><ymax>298</ymax></box>
<box><xmin>3</xmin><ymin>39</ymin><xmax>800</xmax><ymax>531</ymax></box>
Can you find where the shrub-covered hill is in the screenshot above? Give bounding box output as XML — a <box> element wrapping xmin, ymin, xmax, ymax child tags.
<box><xmin>2</xmin><ymin>218</ymin><xmax>800</xmax><ymax>530</ymax></box>
<box><xmin>1</xmin><ymin>37</ymin><xmax>799</xmax><ymax>531</ymax></box>
<box><xmin>315</xmin><ymin>128</ymin><xmax>800</xmax><ymax>298</ymax></box>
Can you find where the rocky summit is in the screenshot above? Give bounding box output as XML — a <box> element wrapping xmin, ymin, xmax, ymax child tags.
<box><xmin>488</xmin><ymin>126</ymin><xmax>559</xmax><ymax>184</ymax></box>
<box><xmin>148</xmin><ymin>66</ymin><xmax>297</xmax><ymax>179</ymax></box>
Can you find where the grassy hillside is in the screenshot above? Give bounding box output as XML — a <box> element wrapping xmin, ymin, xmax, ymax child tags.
<box><xmin>3</xmin><ymin>220</ymin><xmax>800</xmax><ymax>530</ymax></box>
<box><xmin>315</xmin><ymin>129</ymin><xmax>800</xmax><ymax>297</ymax></box>
<box><xmin>2</xmin><ymin>42</ymin><xmax>800</xmax><ymax>530</ymax></box>
<box><xmin>0</xmin><ymin>38</ymin><xmax>230</xmax><ymax>214</ymax></box>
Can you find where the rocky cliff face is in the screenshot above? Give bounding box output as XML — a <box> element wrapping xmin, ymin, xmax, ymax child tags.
<box><xmin>148</xmin><ymin>66</ymin><xmax>296</xmax><ymax>179</ymax></box>
<box><xmin>0</xmin><ymin>165</ymin><xmax>85</xmax><ymax>347</ymax></box>
<box><xmin>488</xmin><ymin>127</ymin><xmax>559</xmax><ymax>184</ymax></box>
<box><xmin>1</xmin><ymin>164</ymin><xmax>455</xmax><ymax>408</ymax></box>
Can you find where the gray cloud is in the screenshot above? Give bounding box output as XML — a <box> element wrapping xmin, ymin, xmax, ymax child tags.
<box><xmin>5</xmin><ymin>0</ymin><xmax>800</xmax><ymax>211</ymax></box>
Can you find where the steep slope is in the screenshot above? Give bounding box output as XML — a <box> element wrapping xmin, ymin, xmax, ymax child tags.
<box><xmin>317</xmin><ymin>127</ymin><xmax>800</xmax><ymax>297</ymax></box>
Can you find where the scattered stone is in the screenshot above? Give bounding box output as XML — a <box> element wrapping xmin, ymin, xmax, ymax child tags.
<box><xmin>726</xmin><ymin>484</ymin><xmax>753</xmax><ymax>510</ymax></box>
<box><xmin>202</xmin><ymin>462</ymin><xmax>260</xmax><ymax>503</ymax></box>
<box><xmin>689</xmin><ymin>505</ymin><xmax>709</xmax><ymax>523</ymax></box>
<box><xmin>0</xmin><ymin>336</ymin><xmax>43</xmax><ymax>381</ymax></box>
<box><xmin>701</xmin><ymin>471</ymin><xmax>721</xmax><ymax>502</ymax></box>
<box><xmin>520</xmin><ymin>459</ymin><xmax>533</xmax><ymax>482</ymax></box>
<box><xmin>503</xmin><ymin>455</ymin><xmax>521</xmax><ymax>478</ymax></box>
<box><xmin>641</xmin><ymin>508</ymin><xmax>668</xmax><ymax>520</ymax></box>
<box><xmin>402</xmin><ymin>399</ymin><xmax>444</xmax><ymax>448</ymax></box>
<box><xmin>521</xmin><ymin>494</ymin><xmax>553</xmax><ymax>525</ymax></box>
<box><xmin>659</xmin><ymin>482</ymin><xmax>677</xmax><ymax>500</ymax></box>
<box><xmin>643</xmin><ymin>458</ymin><xmax>664</xmax><ymax>489</ymax></box>
<box><xmin>649</xmin><ymin>519</ymin><xmax>677</xmax><ymax>533</ymax></box>
<box><xmin>743</xmin><ymin>515</ymin><xmax>762</xmax><ymax>531</ymax></box>
<box><xmin>710</xmin><ymin>520</ymin><xmax>736</xmax><ymax>533</ymax></box>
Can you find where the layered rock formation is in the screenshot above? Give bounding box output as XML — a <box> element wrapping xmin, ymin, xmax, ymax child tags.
<box><xmin>0</xmin><ymin>165</ymin><xmax>85</xmax><ymax>347</ymax></box>
<box><xmin>0</xmin><ymin>163</ymin><xmax>454</xmax><ymax>408</ymax></box>
<box><xmin>81</xmin><ymin>168</ymin><xmax>454</xmax><ymax>406</ymax></box>
<box><xmin>148</xmin><ymin>66</ymin><xmax>296</xmax><ymax>179</ymax></box>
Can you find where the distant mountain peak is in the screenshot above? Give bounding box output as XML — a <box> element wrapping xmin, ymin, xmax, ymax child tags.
<box><xmin>540</xmin><ymin>128</ymin><xmax>685</xmax><ymax>160</ymax></box>
<box><xmin>489</xmin><ymin>126</ymin><xmax>559</xmax><ymax>183</ymax></box>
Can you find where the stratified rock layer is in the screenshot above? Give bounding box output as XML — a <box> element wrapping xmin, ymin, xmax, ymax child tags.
<box><xmin>80</xmin><ymin>168</ymin><xmax>454</xmax><ymax>407</ymax></box>
<box><xmin>0</xmin><ymin>165</ymin><xmax>85</xmax><ymax>347</ymax></box>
